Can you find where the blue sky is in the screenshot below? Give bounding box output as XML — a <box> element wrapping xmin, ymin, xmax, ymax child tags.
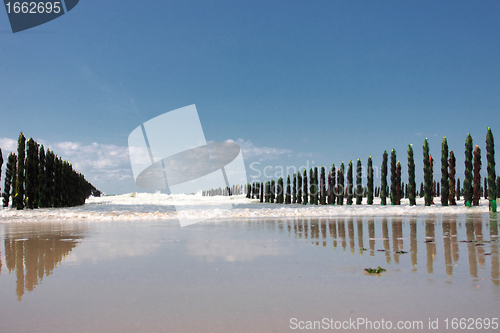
<box><xmin>1</xmin><ymin>0</ymin><xmax>499</xmax><ymax>194</ymax></box>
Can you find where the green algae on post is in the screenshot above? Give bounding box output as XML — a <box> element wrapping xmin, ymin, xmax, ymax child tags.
<box><xmin>364</xmin><ymin>266</ymin><xmax>386</xmax><ymax>274</ymax></box>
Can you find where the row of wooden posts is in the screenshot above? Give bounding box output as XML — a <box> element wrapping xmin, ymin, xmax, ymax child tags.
<box><xmin>0</xmin><ymin>132</ymin><xmax>100</xmax><ymax>210</ymax></box>
<box><xmin>204</xmin><ymin>128</ymin><xmax>499</xmax><ymax>212</ymax></box>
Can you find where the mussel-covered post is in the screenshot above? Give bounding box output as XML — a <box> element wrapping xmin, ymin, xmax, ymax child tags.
<box><xmin>286</xmin><ymin>175</ymin><xmax>291</xmax><ymax>204</ymax></box>
<box><xmin>292</xmin><ymin>174</ymin><xmax>297</xmax><ymax>203</ymax></box>
<box><xmin>356</xmin><ymin>159</ymin><xmax>362</xmax><ymax>205</ymax></box>
<box><xmin>346</xmin><ymin>161</ymin><xmax>353</xmax><ymax>205</ymax></box>
<box><xmin>486</xmin><ymin>128</ymin><xmax>497</xmax><ymax>212</ymax></box>
<box><xmin>330</xmin><ymin>164</ymin><xmax>336</xmax><ymax>205</ymax></box>
<box><xmin>320</xmin><ymin>166</ymin><xmax>326</xmax><ymax>205</ymax></box>
<box><xmin>297</xmin><ymin>171</ymin><xmax>303</xmax><ymax>204</ymax></box>
<box><xmin>367</xmin><ymin>157</ymin><xmax>373</xmax><ymax>205</ymax></box>
<box><xmin>303</xmin><ymin>170</ymin><xmax>308</xmax><ymax>205</ymax></box>
<box><xmin>473</xmin><ymin>145</ymin><xmax>482</xmax><ymax>206</ymax></box>
<box><xmin>381</xmin><ymin>151</ymin><xmax>388</xmax><ymax>205</ymax></box>
<box><xmin>441</xmin><ymin>137</ymin><xmax>449</xmax><ymax>206</ymax></box>
<box><xmin>464</xmin><ymin>134</ymin><xmax>473</xmax><ymax>207</ymax></box>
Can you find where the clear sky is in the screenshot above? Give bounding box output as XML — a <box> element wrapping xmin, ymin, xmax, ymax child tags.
<box><xmin>1</xmin><ymin>0</ymin><xmax>499</xmax><ymax>194</ymax></box>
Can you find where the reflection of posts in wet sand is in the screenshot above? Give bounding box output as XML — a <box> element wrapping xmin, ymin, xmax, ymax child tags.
<box><xmin>320</xmin><ymin>219</ymin><xmax>327</xmax><ymax>247</ymax></box>
<box><xmin>15</xmin><ymin>240</ymin><xmax>25</xmax><ymax>300</ymax></box>
<box><xmin>292</xmin><ymin>218</ymin><xmax>298</xmax><ymax>239</ymax></box>
<box><xmin>278</xmin><ymin>219</ymin><xmax>285</xmax><ymax>234</ymax></box>
<box><xmin>397</xmin><ymin>220</ymin><xmax>403</xmax><ymax>254</ymax></box>
<box><xmin>315</xmin><ymin>219</ymin><xmax>320</xmax><ymax>245</ymax></box>
<box><xmin>287</xmin><ymin>219</ymin><xmax>292</xmax><ymax>237</ymax></box>
<box><xmin>425</xmin><ymin>220</ymin><xmax>436</xmax><ymax>274</ymax></box>
<box><xmin>368</xmin><ymin>219</ymin><xmax>375</xmax><ymax>257</ymax></box>
<box><xmin>309</xmin><ymin>220</ymin><xmax>315</xmax><ymax>243</ymax></box>
<box><xmin>443</xmin><ymin>220</ymin><xmax>453</xmax><ymax>277</ymax></box>
<box><xmin>475</xmin><ymin>220</ymin><xmax>485</xmax><ymax>268</ymax></box>
<box><xmin>338</xmin><ymin>219</ymin><xmax>346</xmax><ymax>252</ymax></box>
<box><xmin>490</xmin><ymin>220</ymin><xmax>499</xmax><ymax>238</ymax></box>
<box><xmin>382</xmin><ymin>218</ymin><xmax>390</xmax><ymax>264</ymax></box>
<box><xmin>4</xmin><ymin>238</ymin><xmax>14</xmax><ymax>273</ymax></box>
<box><xmin>286</xmin><ymin>215</ymin><xmax>498</xmax><ymax>286</ymax></box>
<box><xmin>357</xmin><ymin>219</ymin><xmax>364</xmax><ymax>255</ymax></box>
<box><xmin>330</xmin><ymin>219</ymin><xmax>338</xmax><ymax>250</ymax></box>
<box><xmin>392</xmin><ymin>220</ymin><xmax>399</xmax><ymax>264</ymax></box>
<box><xmin>297</xmin><ymin>218</ymin><xmax>303</xmax><ymax>239</ymax></box>
<box><xmin>25</xmin><ymin>238</ymin><xmax>40</xmax><ymax>292</ymax></box>
<box><xmin>311</xmin><ymin>219</ymin><xmax>319</xmax><ymax>246</ymax></box>
<box><xmin>348</xmin><ymin>219</ymin><xmax>355</xmax><ymax>254</ymax></box>
<box><xmin>392</xmin><ymin>219</ymin><xmax>403</xmax><ymax>264</ymax></box>
<box><xmin>450</xmin><ymin>219</ymin><xmax>459</xmax><ymax>263</ymax></box>
<box><xmin>3</xmin><ymin>229</ymin><xmax>83</xmax><ymax>301</ymax></box>
<box><xmin>410</xmin><ymin>219</ymin><xmax>417</xmax><ymax>271</ymax></box>
<box><xmin>263</xmin><ymin>218</ymin><xmax>271</xmax><ymax>232</ymax></box>
<box><xmin>491</xmin><ymin>220</ymin><xmax>499</xmax><ymax>285</ymax></box>
<box><xmin>466</xmin><ymin>220</ymin><xmax>478</xmax><ymax>279</ymax></box>
<box><xmin>304</xmin><ymin>219</ymin><xmax>310</xmax><ymax>241</ymax></box>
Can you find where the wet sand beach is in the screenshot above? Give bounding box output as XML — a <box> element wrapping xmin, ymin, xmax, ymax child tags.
<box><xmin>0</xmin><ymin>213</ymin><xmax>498</xmax><ymax>332</ymax></box>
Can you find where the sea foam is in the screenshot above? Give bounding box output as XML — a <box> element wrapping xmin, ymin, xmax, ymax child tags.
<box><xmin>0</xmin><ymin>192</ymin><xmax>493</xmax><ymax>223</ymax></box>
